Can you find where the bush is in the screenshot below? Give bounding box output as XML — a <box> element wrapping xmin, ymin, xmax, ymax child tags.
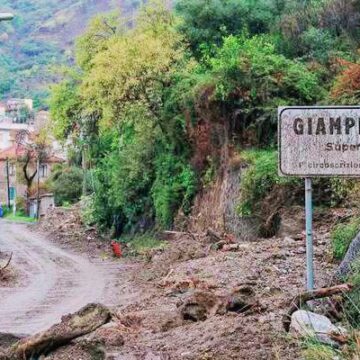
<box><xmin>80</xmin><ymin>194</ymin><xmax>97</xmax><ymax>226</ymax></box>
<box><xmin>52</xmin><ymin>166</ymin><xmax>84</xmax><ymax>206</ymax></box>
<box><xmin>152</xmin><ymin>151</ymin><xmax>197</xmax><ymax>228</ymax></box>
<box><xmin>343</xmin><ymin>261</ymin><xmax>360</xmax><ymax>330</ymax></box>
<box><xmin>122</xmin><ymin>233</ymin><xmax>167</xmax><ymax>256</ymax></box>
<box><xmin>331</xmin><ymin>218</ymin><xmax>360</xmax><ymax>261</ymax></box>
<box><xmin>302</xmin><ymin>342</ymin><xmax>339</xmax><ymax>360</ymax></box>
<box><xmin>15</xmin><ymin>196</ymin><xmax>26</xmax><ymax>213</ymax></box>
<box><xmin>238</xmin><ymin>149</ymin><xmax>299</xmax><ymax>217</ymax></box>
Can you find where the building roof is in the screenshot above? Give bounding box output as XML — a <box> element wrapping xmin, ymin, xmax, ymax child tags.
<box><xmin>0</xmin><ymin>144</ymin><xmax>26</xmax><ymax>160</ymax></box>
<box><xmin>0</xmin><ymin>144</ymin><xmax>65</xmax><ymax>163</ymax></box>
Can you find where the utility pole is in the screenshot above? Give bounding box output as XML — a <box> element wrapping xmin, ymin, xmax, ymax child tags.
<box><xmin>13</xmin><ymin>163</ymin><xmax>16</xmax><ymax>216</ymax></box>
<box><xmin>36</xmin><ymin>158</ymin><xmax>40</xmax><ymax>220</ymax></box>
<box><xmin>0</xmin><ymin>13</ymin><xmax>14</xmax><ymax>211</ymax></box>
<box><xmin>6</xmin><ymin>158</ymin><xmax>10</xmax><ymax>209</ymax></box>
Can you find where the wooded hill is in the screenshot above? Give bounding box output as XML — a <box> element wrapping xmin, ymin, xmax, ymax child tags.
<box><xmin>0</xmin><ymin>0</ymin><xmax>139</xmax><ymax>107</ymax></box>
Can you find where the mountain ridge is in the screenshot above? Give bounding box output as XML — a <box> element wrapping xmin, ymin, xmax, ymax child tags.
<box><xmin>0</xmin><ymin>0</ymin><xmax>140</xmax><ymax>107</ymax></box>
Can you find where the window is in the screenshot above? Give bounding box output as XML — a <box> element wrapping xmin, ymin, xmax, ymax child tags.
<box><xmin>4</xmin><ymin>163</ymin><xmax>15</xmax><ymax>176</ymax></box>
<box><xmin>9</xmin><ymin>187</ymin><xmax>15</xmax><ymax>201</ymax></box>
<box><xmin>9</xmin><ymin>163</ymin><xmax>15</xmax><ymax>176</ymax></box>
<box><xmin>40</xmin><ymin>164</ymin><xmax>48</xmax><ymax>178</ymax></box>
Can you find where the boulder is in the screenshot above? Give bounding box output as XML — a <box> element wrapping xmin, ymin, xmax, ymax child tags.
<box><xmin>336</xmin><ymin>231</ymin><xmax>360</xmax><ymax>278</ymax></box>
<box><xmin>290</xmin><ymin>310</ymin><xmax>346</xmax><ymax>346</ymax></box>
<box><xmin>179</xmin><ymin>286</ymin><xmax>257</xmax><ymax>322</ymax></box>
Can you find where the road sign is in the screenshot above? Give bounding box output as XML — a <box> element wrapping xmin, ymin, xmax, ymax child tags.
<box><xmin>279</xmin><ymin>106</ymin><xmax>360</xmax><ymax>177</ymax></box>
<box><xmin>278</xmin><ymin>106</ymin><xmax>360</xmax><ymax>291</ymax></box>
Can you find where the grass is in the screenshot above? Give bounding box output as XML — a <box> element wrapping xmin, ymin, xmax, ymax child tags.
<box><xmin>331</xmin><ymin>218</ymin><xmax>360</xmax><ymax>260</ymax></box>
<box><xmin>3</xmin><ymin>212</ymin><xmax>37</xmax><ymax>223</ymax></box>
<box><xmin>121</xmin><ymin>233</ymin><xmax>167</xmax><ymax>256</ymax></box>
<box><xmin>302</xmin><ymin>342</ymin><xmax>339</xmax><ymax>360</ymax></box>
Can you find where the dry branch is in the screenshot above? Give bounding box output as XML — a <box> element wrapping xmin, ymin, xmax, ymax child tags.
<box><xmin>0</xmin><ymin>253</ymin><xmax>12</xmax><ymax>273</ymax></box>
<box><xmin>161</xmin><ymin>231</ymin><xmax>199</xmax><ymax>241</ymax></box>
<box><xmin>3</xmin><ymin>303</ymin><xmax>111</xmax><ymax>360</ymax></box>
<box><xmin>283</xmin><ymin>284</ymin><xmax>353</xmax><ymax>332</ymax></box>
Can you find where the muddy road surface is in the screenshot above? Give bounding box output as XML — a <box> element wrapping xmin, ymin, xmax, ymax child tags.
<box><xmin>0</xmin><ymin>221</ymin><xmax>126</xmax><ymax>335</ymax></box>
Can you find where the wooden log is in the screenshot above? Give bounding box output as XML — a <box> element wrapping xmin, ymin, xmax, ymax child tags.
<box><xmin>283</xmin><ymin>284</ymin><xmax>353</xmax><ymax>332</ymax></box>
<box><xmin>4</xmin><ymin>303</ymin><xmax>111</xmax><ymax>360</ymax></box>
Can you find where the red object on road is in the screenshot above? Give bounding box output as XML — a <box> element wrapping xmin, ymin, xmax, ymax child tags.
<box><xmin>111</xmin><ymin>241</ymin><xmax>122</xmax><ymax>258</ymax></box>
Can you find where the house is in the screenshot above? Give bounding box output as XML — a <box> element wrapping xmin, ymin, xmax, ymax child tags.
<box><xmin>0</xmin><ymin>144</ymin><xmax>64</xmax><ymax>207</ymax></box>
<box><xmin>0</xmin><ymin>100</ymin><xmax>66</xmax><ymax>208</ymax></box>
<box><xmin>0</xmin><ymin>118</ymin><xmax>34</xmax><ymax>151</ymax></box>
<box><xmin>6</xmin><ymin>98</ymin><xmax>33</xmax><ymax>112</ymax></box>
<box><xmin>5</xmin><ymin>98</ymin><xmax>34</xmax><ymax>124</ymax></box>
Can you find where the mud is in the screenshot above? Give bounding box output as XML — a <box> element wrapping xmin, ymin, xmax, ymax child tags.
<box><xmin>0</xmin><ymin>206</ymin><xmax>340</xmax><ymax>359</ymax></box>
<box><xmin>0</xmin><ymin>221</ymin><xmax>139</xmax><ymax>335</ymax></box>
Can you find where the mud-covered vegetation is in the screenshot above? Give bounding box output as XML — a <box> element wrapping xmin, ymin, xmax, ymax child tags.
<box><xmin>49</xmin><ymin>0</ymin><xmax>360</xmax><ymax>239</ymax></box>
<box><xmin>47</xmin><ymin>4</ymin><xmax>360</xmax><ymax>356</ymax></box>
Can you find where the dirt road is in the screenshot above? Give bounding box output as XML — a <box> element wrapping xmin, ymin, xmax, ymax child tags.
<box><xmin>0</xmin><ymin>221</ymin><xmax>129</xmax><ymax>335</ymax></box>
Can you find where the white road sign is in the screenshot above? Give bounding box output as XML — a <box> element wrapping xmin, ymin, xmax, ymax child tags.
<box><xmin>279</xmin><ymin>106</ymin><xmax>360</xmax><ymax>177</ymax></box>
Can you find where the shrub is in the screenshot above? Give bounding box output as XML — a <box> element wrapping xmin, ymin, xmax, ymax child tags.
<box><xmin>15</xmin><ymin>196</ymin><xmax>26</xmax><ymax>213</ymax></box>
<box><xmin>343</xmin><ymin>261</ymin><xmax>360</xmax><ymax>329</ymax></box>
<box><xmin>238</xmin><ymin>149</ymin><xmax>299</xmax><ymax>217</ymax></box>
<box><xmin>302</xmin><ymin>342</ymin><xmax>339</xmax><ymax>360</ymax></box>
<box><xmin>52</xmin><ymin>166</ymin><xmax>84</xmax><ymax>206</ymax></box>
<box><xmin>152</xmin><ymin>151</ymin><xmax>197</xmax><ymax>228</ymax></box>
<box><xmin>80</xmin><ymin>194</ymin><xmax>97</xmax><ymax>226</ymax></box>
<box><xmin>331</xmin><ymin>59</ymin><xmax>360</xmax><ymax>105</ymax></box>
<box><xmin>121</xmin><ymin>233</ymin><xmax>167</xmax><ymax>256</ymax></box>
<box><xmin>331</xmin><ymin>218</ymin><xmax>360</xmax><ymax>261</ymax></box>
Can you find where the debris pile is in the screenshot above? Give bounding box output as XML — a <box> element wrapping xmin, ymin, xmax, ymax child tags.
<box><xmin>38</xmin><ymin>206</ymin><xmax>108</xmax><ymax>256</ymax></box>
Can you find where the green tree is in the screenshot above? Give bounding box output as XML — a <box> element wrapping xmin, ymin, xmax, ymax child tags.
<box><xmin>175</xmin><ymin>0</ymin><xmax>277</xmax><ymax>57</ymax></box>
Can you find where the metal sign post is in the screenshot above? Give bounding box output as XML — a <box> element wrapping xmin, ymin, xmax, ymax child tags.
<box><xmin>305</xmin><ymin>178</ymin><xmax>314</xmax><ymax>290</ymax></box>
<box><xmin>279</xmin><ymin>106</ymin><xmax>360</xmax><ymax>290</ymax></box>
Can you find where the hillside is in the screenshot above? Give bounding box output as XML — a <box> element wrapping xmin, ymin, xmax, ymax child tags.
<box><xmin>0</xmin><ymin>0</ymin><xmax>139</xmax><ymax>107</ymax></box>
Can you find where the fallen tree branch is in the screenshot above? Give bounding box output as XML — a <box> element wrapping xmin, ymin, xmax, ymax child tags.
<box><xmin>283</xmin><ymin>284</ymin><xmax>353</xmax><ymax>332</ymax></box>
<box><xmin>161</xmin><ymin>231</ymin><xmax>199</xmax><ymax>241</ymax></box>
<box><xmin>3</xmin><ymin>303</ymin><xmax>111</xmax><ymax>360</ymax></box>
<box><xmin>0</xmin><ymin>253</ymin><xmax>12</xmax><ymax>273</ymax></box>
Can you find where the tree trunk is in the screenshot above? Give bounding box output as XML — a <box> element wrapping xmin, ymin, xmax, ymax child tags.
<box><xmin>2</xmin><ymin>303</ymin><xmax>111</xmax><ymax>360</ymax></box>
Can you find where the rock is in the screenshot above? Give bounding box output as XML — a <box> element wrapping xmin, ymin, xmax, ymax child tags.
<box><xmin>337</xmin><ymin>231</ymin><xmax>360</xmax><ymax>278</ymax></box>
<box><xmin>144</xmin><ymin>351</ymin><xmax>168</xmax><ymax>360</ymax></box>
<box><xmin>226</xmin><ymin>286</ymin><xmax>256</xmax><ymax>313</ymax></box>
<box><xmin>78</xmin><ymin>340</ymin><xmax>106</xmax><ymax>359</ymax></box>
<box><xmin>294</xmin><ymin>247</ymin><xmax>306</xmax><ymax>254</ymax></box>
<box><xmin>283</xmin><ymin>237</ymin><xmax>296</xmax><ymax>245</ymax></box>
<box><xmin>83</xmin><ymin>322</ymin><xmax>125</xmax><ymax>348</ymax></box>
<box><xmin>180</xmin><ymin>302</ymin><xmax>208</xmax><ymax>322</ymax></box>
<box><xmin>290</xmin><ymin>310</ymin><xmax>346</xmax><ymax>346</ymax></box>
<box><xmin>179</xmin><ymin>286</ymin><xmax>257</xmax><ymax>321</ymax></box>
<box><xmin>178</xmin><ymin>291</ymin><xmax>225</xmax><ymax>321</ymax></box>
<box><xmin>222</xmin><ymin>244</ymin><xmax>240</xmax><ymax>252</ymax></box>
